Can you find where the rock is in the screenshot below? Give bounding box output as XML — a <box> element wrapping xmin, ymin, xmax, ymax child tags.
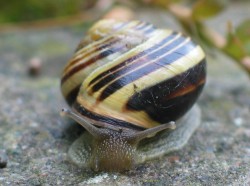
<box><xmin>0</xmin><ymin>1</ymin><xmax>250</xmax><ymax>185</ymax></box>
<box><xmin>0</xmin><ymin>150</ymin><xmax>8</xmax><ymax>168</ymax></box>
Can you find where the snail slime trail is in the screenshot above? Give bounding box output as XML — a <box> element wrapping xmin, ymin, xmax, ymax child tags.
<box><xmin>60</xmin><ymin>19</ymin><xmax>206</xmax><ymax>172</ymax></box>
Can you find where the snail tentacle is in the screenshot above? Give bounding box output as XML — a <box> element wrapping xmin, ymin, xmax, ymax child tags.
<box><xmin>61</xmin><ymin>108</ymin><xmax>105</xmax><ymax>139</ymax></box>
<box><xmin>60</xmin><ymin>19</ymin><xmax>206</xmax><ymax>172</ymax></box>
<box><xmin>127</xmin><ymin>121</ymin><xmax>176</xmax><ymax>144</ymax></box>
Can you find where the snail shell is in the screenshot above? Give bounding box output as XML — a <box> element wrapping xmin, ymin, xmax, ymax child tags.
<box><xmin>60</xmin><ymin>19</ymin><xmax>206</xmax><ymax>172</ymax></box>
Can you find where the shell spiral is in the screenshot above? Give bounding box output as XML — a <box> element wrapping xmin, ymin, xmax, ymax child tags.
<box><xmin>61</xmin><ymin>19</ymin><xmax>206</xmax><ymax>131</ymax></box>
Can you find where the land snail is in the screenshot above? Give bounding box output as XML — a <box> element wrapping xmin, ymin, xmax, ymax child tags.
<box><xmin>60</xmin><ymin>19</ymin><xmax>206</xmax><ymax>172</ymax></box>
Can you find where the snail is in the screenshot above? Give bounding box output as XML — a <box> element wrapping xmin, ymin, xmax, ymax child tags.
<box><xmin>60</xmin><ymin>19</ymin><xmax>206</xmax><ymax>172</ymax></box>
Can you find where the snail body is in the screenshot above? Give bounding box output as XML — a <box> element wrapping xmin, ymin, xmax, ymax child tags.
<box><xmin>60</xmin><ymin>19</ymin><xmax>206</xmax><ymax>172</ymax></box>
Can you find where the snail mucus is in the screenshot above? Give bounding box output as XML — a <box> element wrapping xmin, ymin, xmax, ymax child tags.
<box><xmin>60</xmin><ymin>19</ymin><xmax>206</xmax><ymax>172</ymax></box>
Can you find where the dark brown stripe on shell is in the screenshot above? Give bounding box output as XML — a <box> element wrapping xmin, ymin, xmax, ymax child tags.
<box><xmin>63</xmin><ymin>22</ymin><xmax>148</xmax><ymax>77</ymax></box>
<box><xmin>136</xmin><ymin>23</ymin><xmax>155</xmax><ymax>34</ymax></box>
<box><xmin>112</xmin><ymin>21</ymin><xmax>131</xmax><ymax>31</ymax></box>
<box><xmin>62</xmin><ymin>22</ymin><xmax>155</xmax><ymax>85</ymax></box>
<box><xmin>74</xmin><ymin>23</ymin><xmax>131</xmax><ymax>52</ymax></box>
<box><xmin>74</xmin><ymin>21</ymin><xmax>141</xmax><ymax>52</ymax></box>
<box><xmin>125</xmin><ymin>59</ymin><xmax>206</xmax><ymax>123</ymax></box>
<box><xmin>61</xmin><ymin>45</ymin><xmax>125</xmax><ymax>85</ymax></box>
<box><xmin>97</xmin><ymin>38</ymin><xmax>196</xmax><ymax>101</ymax></box>
<box><xmin>64</xmin><ymin>37</ymin><xmax>117</xmax><ymax>72</ymax></box>
<box><xmin>143</xmin><ymin>26</ymin><xmax>156</xmax><ymax>34</ymax></box>
<box><xmin>88</xmin><ymin>32</ymin><xmax>178</xmax><ymax>87</ymax></box>
<box><xmin>136</xmin><ymin>22</ymin><xmax>152</xmax><ymax>30</ymax></box>
<box><xmin>73</xmin><ymin>102</ymin><xmax>145</xmax><ymax>131</ymax></box>
<box><xmin>65</xmin><ymin>85</ymin><xmax>81</xmax><ymax>106</ymax></box>
<box><xmin>91</xmin><ymin>34</ymin><xmax>184</xmax><ymax>93</ymax></box>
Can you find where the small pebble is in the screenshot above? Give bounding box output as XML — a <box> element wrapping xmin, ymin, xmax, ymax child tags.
<box><xmin>28</xmin><ymin>57</ymin><xmax>42</xmax><ymax>77</ymax></box>
<box><xmin>0</xmin><ymin>150</ymin><xmax>8</xmax><ymax>168</ymax></box>
<box><xmin>167</xmin><ymin>155</ymin><xmax>180</xmax><ymax>163</ymax></box>
<box><xmin>233</xmin><ymin>117</ymin><xmax>243</xmax><ymax>126</ymax></box>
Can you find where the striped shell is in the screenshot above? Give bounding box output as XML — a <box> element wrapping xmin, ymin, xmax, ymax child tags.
<box><xmin>61</xmin><ymin>19</ymin><xmax>206</xmax><ymax>131</ymax></box>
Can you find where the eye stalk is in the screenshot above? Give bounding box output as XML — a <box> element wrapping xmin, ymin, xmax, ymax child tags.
<box><xmin>60</xmin><ymin>18</ymin><xmax>206</xmax><ymax>172</ymax></box>
<box><xmin>61</xmin><ymin>108</ymin><xmax>104</xmax><ymax>139</ymax></box>
<box><xmin>60</xmin><ymin>108</ymin><xmax>175</xmax><ymax>142</ymax></box>
<box><xmin>61</xmin><ymin>108</ymin><xmax>176</xmax><ymax>172</ymax></box>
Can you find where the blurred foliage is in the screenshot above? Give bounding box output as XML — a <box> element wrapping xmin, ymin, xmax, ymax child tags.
<box><xmin>137</xmin><ymin>0</ymin><xmax>250</xmax><ymax>75</ymax></box>
<box><xmin>192</xmin><ymin>0</ymin><xmax>225</xmax><ymax>20</ymax></box>
<box><xmin>0</xmin><ymin>0</ymin><xmax>249</xmax><ymax>75</ymax></box>
<box><xmin>0</xmin><ymin>0</ymin><xmax>97</xmax><ymax>23</ymax></box>
<box><xmin>224</xmin><ymin>20</ymin><xmax>250</xmax><ymax>61</ymax></box>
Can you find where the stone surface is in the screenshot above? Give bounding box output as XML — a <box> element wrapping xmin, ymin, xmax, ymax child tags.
<box><xmin>0</xmin><ymin>2</ymin><xmax>250</xmax><ymax>185</ymax></box>
<box><xmin>0</xmin><ymin>150</ymin><xmax>8</xmax><ymax>168</ymax></box>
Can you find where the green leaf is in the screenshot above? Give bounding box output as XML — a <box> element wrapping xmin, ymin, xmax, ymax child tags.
<box><xmin>223</xmin><ymin>20</ymin><xmax>250</xmax><ymax>61</ymax></box>
<box><xmin>223</xmin><ymin>34</ymin><xmax>245</xmax><ymax>60</ymax></box>
<box><xmin>235</xmin><ymin>19</ymin><xmax>250</xmax><ymax>55</ymax></box>
<box><xmin>137</xmin><ymin>0</ymin><xmax>181</xmax><ymax>7</ymax></box>
<box><xmin>192</xmin><ymin>0</ymin><xmax>226</xmax><ymax>21</ymax></box>
<box><xmin>0</xmin><ymin>0</ymin><xmax>97</xmax><ymax>23</ymax></box>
